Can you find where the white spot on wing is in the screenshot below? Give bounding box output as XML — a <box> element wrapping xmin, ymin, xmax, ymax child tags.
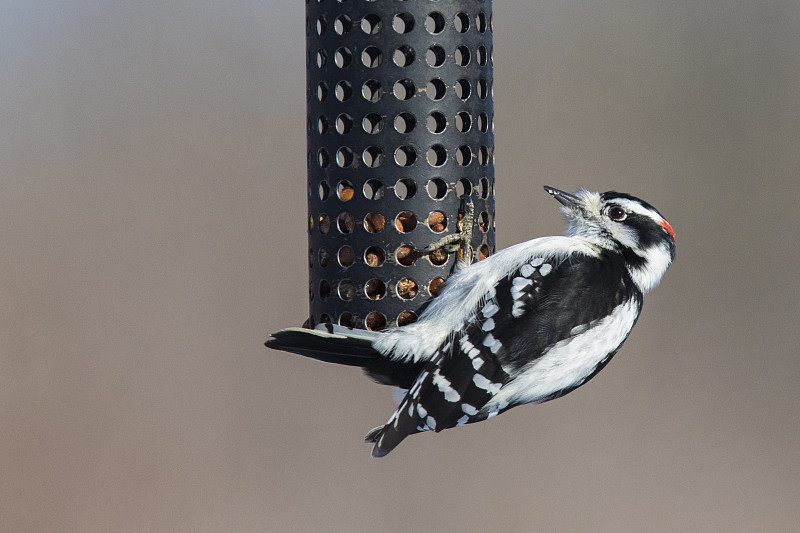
<box><xmin>473</xmin><ymin>374</ymin><xmax>502</xmax><ymax>395</ymax></box>
<box><xmin>482</xmin><ymin>317</ymin><xmax>495</xmax><ymax>331</ymax></box>
<box><xmin>539</xmin><ymin>263</ymin><xmax>552</xmax><ymax>276</ymax></box>
<box><xmin>432</xmin><ymin>371</ymin><xmax>461</xmax><ymax>402</ymax></box>
<box><xmin>461</xmin><ymin>403</ymin><xmax>478</xmax><ymax>416</ymax></box>
<box><xmin>520</xmin><ymin>264</ymin><xmax>534</xmax><ymax>277</ymax></box>
<box><xmin>482</xmin><ymin>301</ymin><xmax>499</xmax><ymax>318</ymax></box>
<box><xmin>482</xmin><ymin>333</ymin><xmax>503</xmax><ymax>354</ymax></box>
<box><xmin>425</xmin><ymin>415</ymin><xmax>437</xmax><ymax>430</ymax></box>
<box><xmin>512</xmin><ymin>277</ymin><xmax>532</xmax><ymax>289</ymax></box>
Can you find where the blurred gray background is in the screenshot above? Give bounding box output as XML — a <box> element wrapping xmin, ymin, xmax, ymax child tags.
<box><xmin>2</xmin><ymin>1</ymin><xmax>799</xmax><ymax>531</ymax></box>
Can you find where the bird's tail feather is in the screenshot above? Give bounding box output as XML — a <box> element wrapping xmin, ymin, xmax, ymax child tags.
<box><xmin>266</xmin><ymin>325</ymin><xmax>423</xmax><ymax>389</ymax></box>
<box><xmin>266</xmin><ymin>325</ymin><xmax>381</xmax><ymax>367</ymax></box>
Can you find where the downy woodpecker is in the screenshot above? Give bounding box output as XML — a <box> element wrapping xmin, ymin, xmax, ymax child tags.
<box><xmin>267</xmin><ymin>187</ymin><xmax>676</xmax><ymax>457</ymax></box>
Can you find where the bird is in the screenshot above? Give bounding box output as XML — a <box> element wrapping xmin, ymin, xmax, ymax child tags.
<box><xmin>266</xmin><ymin>186</ymin><xmax>676</xmax><ymax>457</ymax></box>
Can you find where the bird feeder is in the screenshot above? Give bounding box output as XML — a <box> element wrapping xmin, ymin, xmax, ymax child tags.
<box><xmin>305</xmin><ymin>0</ymin><xmax>495</xmax><ymax>331</ymax></box>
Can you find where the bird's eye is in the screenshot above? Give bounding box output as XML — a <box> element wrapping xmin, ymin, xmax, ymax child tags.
<box><xmin>607</xmin><ymin>206</ymin><xmax>627</xmax><ymax>221</ymax></box>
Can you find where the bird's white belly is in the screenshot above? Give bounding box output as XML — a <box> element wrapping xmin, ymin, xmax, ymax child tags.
<box><xmin>487</xmin><ymin>299</ymin><xmax>640</xmax><ymax>409</ymax></box>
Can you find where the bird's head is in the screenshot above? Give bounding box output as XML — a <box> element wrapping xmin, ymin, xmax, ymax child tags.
<box><xmin>545</xmin><ymin>186</ymin><xmax>676</xmax><ymax>293</ymax></box>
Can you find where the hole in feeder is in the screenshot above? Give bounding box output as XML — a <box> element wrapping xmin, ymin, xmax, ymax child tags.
<box><xmin>361</xmin><ymin>46</ymin><xmax>382</xmax><ymax>68</ymax></box>
<box><xmin>335</xmin><ymin>114</ymin><xmax>353</xmax><ymax>134</ymax></box>
<box><xmin>319</xmin><ymin>313</ymin><xmax>332</xmax><ymax>324</ymax></box>
<box><xmin>364</xmin><ymin>212</ymin><xmax>385</xmax><ymax>233</ymax></box>
<box><xmin>428</xmin><ymin>211</ymin><xmax>447</xmax><ymax>233</ymax></box>
<box><xmin>394</xmin><ymin>145</ymin><xmax>416</xmax><ymax>167</ymax></box>
<box><xmin>479</xmin><ymin>244</ymin><xmax>491</xmax><ymax>261</ymax></box>
<box><xmin>318</xmin><ymin>247</ymin><xmax>331</xmax><ymax>267</ymax></box>
<box><xmin>456</xmin><ymin>178</ymin><xmax>472</xmax><ymax>197</ymax></box>
<box><xmin>479</xmin><ymin>145</ymin><xmax>490</xmax><ymax>166</ymax></box>
<box><xmin>456</xmin><ymin>145</ymin><xmax>472</xmax><ymax>166</ymax></box>
<box><xmin>334</xmin><ymin>14</ymin><xmax>352</xmax><ymax>35</ymax></box>
<box><xmin>317</xmin><ymin>115</ymin><xmax>328</xmax><ymax>134</ymax></box>
<box><xmin>365</xmin><ymin>311</ymin><xmax>387</xmax><ymax>331</ymax></box>
<box><xmin>335</xmin><ymin>81</ymin><xmax>352</xmax><ymax>102</ymax></box>
<box><xmin>316</xmin><ymin>81</ymin><xmax>328</xmax><ymax>102</ymax></box>
<box><xmin>425</xmin><ymin>12</ymin><xmax>445</xmax><ymax>34</ymax></box>
<box><xmin>455</xmin><ymin>46</ymin><xmax>470</xmax><ymax>67</ymax></box>
<box><xmin>319</xmin><ymin>280</ymin><xmax>331</xmax><ymax>299</ymax></box>
<box><xmin>316</xmin><ymin>15</ymin><xmax>328</xmax><ymax>36</ymax></box>
<box><xmin>337</xmin><ymin>212</ymin><xmax>354</xmax><ymax>233</ymax></box>
<box><xmin>394</xmin><ymin>178</ymin><xmax>416</xmax><ymax>200</ymax></box>
<box><xmin>393</xmin><ymin>45</ymin><xmax>415</xmax><ymax>67</ymax></box>
<box><xmin>396</xmin><ymin>278</ymin><xmax>418</xmax><ymax>300</ymax></box>
<box><xmin>363</xmin><ymin>146</ymin><xmax>384</xmax><ymax>168</ymax></box>
<box><xmin>318</xmin><ymin>213</ymin><xmax>331</xmax><ymax>234</ymax></box>
<box><xmin>339</xmin><ymin>312</ymin><xmax>356</xmax><ymax>328</ymax></box>
<box><xmin>477</xmin><ymin>46</ymin><xmax>488</xmax><ymax>66</ymax></box>
<box><xmin>338</xmin><ymin>245</ymin><xmax>355</xmax><ymax>267</ymax></box>
<box><xmin>365</xmin><ymin>278</ymin><xmax>386</xmax><ymax>300</ymax></box>
<box><xmin>395</xmin><ymin>211</ymin><xmax>417</xmax><ymax>233</ymax></box>
<box><xmin>362</xmin><ymin>113</ymin><xmax>383</xmax><ymax>134</ymax></box>
<box><xmin>455</xmin><ymin>111</ymin><xmax>471</xmax><ymax>132</ymax></box>
<box><xmin>365</xmin><ymin>246</ymin><xmax>385</xmax><ymax>267</ymax></box>
<box><xmin>336</xmin><ymin>147</ymin><xmax>353</xmax><ymax>168</ymax></box>
<box><xmin>477</xmin><ymin>79</ymin><xmax>488</xmax><ymax>99</ymax></box>
<box><xmin>363</xmin><ymin>179</ymin><xmax>384</xmax><ymax>200</ymax></box>
<box><xmin>426</xmin><ymin>45</ymin><xmax>446</xmax><ymax>67</ymax></box>
<box><xmin>478</xmin><ymin>112</ymin><xmax>489</xmax><ymax>132</ymax></box>
<box><xmin>392</xmin><ymin>12</ymin><xmax>414</xmax><ymax>34</ymax></box>
<box><xmin>393</xmin><ymin>78</ymin><xmax>415</xmax><ymax>101</ymax></box>
<box><xmin>338</xmin><ymin>279</ymin><xmax>355</xmax><ymax>301</ymax></box>
<box><xmin>334</xmin><ymin>47</ymin><xmax>352</xmax><ymax>68</ymax></box>
<box><xmin>395</xmin><ymin>245</ymin><xmax>418</xmax><ymax>266</ymax></box>
<box><xmin>316</xmin><ymin>49</ymin><xmax>327</xmax><ymax>68</ymax></box>
<box><xmin>476</xmin><ymin>12</ymin><xmax>488</xmax><ymax>33</ymax></box>
<box><xmin>362</xmin><ymin>79</ymin><xmax>382</xmax><ymax>102</ymax></box>
<box><xmin>427</xmin><ymin>111</ymin><xmax>447</xmax><ymax>133</ymax></box>
<box><xmin>429</xmin><ymin>277</ymin><xmax>446</xmax><ymax>297</ymax></box>
<box><xmin>361</xmin><ymin>14</ymin><xmax>381</xmax><ymax>35</ymax></box>
<box><xmin>429</xmin><ymin>247</ymin><xmax>448</xmax><ymax>266</ymax></box>
<box><xmin>394</xmin><ymin>112</ymin><xmax>416</xmax><ymax>134</ymax></box>
<box><xmin>454</xmin><ymin>12</ymin><xmax>470</xmax><ymax>33</ymax></box>
<box><xmin>426</xmin><ymin>78</ymin><xmax>446</xmax><ymax>100</ymax></box>
<box><xmin>479</xmin><ymin>177</ymin><xmax>490</xmax><ymax>199</ymax></box>
<box><xmin>397</xmin><ymin>310</ymin><xmax>418</xmax><ymax>326</ymax></box>
<box><xmin>318</xmin><ymin>148</ymin><xmax>330</xmax><ymax>168</ymax></box>
<box><xmin>479</xmin><ymin>211</ymin><xmax>490</xmax><ymax>233</ymax></box>
<box><xmin>426</xmin><ymin>178</ymin><xmax>447</xmax><ymax>199</ymax></box>
<box><xmin>455</xmin><ymin>79</ymin><xmax>471</xmax><ymax>100</ymax></box>
<box><xmin>318</xmin><ymin>180</ymin><xmax>330</xmax><ymax>201</ymax></box>
<box><xmin>427</xmin><ymin>144</ymin><xmax>447</xmax><ymax>167</ymax></box>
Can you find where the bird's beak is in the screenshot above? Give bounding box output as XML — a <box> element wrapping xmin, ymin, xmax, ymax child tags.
<box><xmin>543</xmin><ymin>186</ymin><xmax>580</xmax><ymax>208</ymax></box>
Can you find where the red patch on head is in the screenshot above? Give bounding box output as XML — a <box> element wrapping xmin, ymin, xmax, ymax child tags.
<box><xmin>660</xmin><ymin>219</ymin><xmax>676</xmax><ymax>241</ymax></box>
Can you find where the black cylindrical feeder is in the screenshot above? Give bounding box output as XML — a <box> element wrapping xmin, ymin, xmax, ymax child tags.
<box><xmin>306</xmin><ymin>0</ymin><xmax>495</xmax><ymax>331</ymax></box>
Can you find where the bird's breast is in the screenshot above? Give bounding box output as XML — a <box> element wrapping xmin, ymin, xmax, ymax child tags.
<box><xmin>486</xmin><ymin>297</ymin><xmax>641</xmax><ymax>409</ymax></box>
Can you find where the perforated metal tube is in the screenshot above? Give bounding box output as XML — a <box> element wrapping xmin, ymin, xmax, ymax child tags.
<box><xmin>307</xmin><ymin>0</ymin><xmax>495</xmax><ymax>331</ymax></box>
